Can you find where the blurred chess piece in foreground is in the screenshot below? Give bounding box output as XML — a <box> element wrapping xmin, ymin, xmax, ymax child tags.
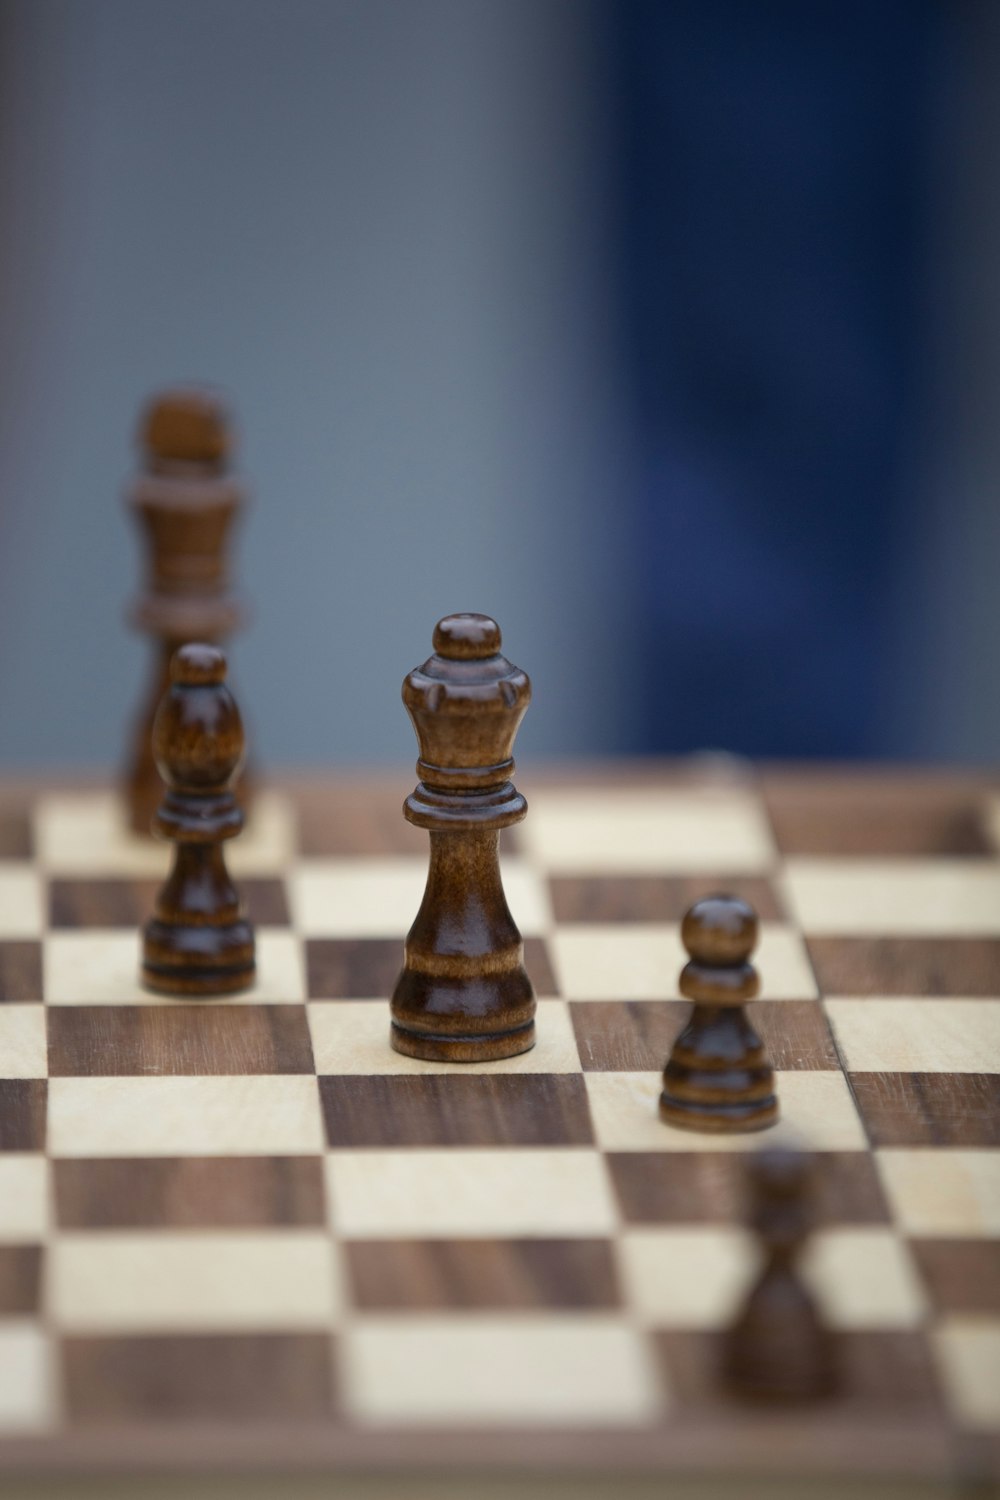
<box><xmin>123</xmin><ymin>387</ymin><xmax>248</xmax><ymax>835</ymax></box>
<box><xmin>722</xmin><ymin>1147</ymin><xmax>838</xmax><ymax>1403</ymax></box>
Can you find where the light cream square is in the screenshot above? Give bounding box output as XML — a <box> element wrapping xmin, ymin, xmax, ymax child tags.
<box><xmin>0</xmin><ymin>1005</ymin><xmax>46</xmax><ymax>1078</ymax></box>
<box><xmin>0</xmin><ymin>864</ymin><xmax>43</xmax><ymax>938</ymax></box>
<box><xmin>877</xmin><ymin>1150</ymin><xmax>1000</xmax><ymax>1236</ymax></box>
<box><xmin>34</xmin><ymin>789</ymin><xmax>296</xmax><ymax>876</ymax></box>
<box><xmin>309</xmin><ymin>999</ymin><xmax>577</xmax><ymax>1075</ymax></box>
<box><xmin>934</xmin><ymin>1319</ymin><xmax>1000</xmax><ymax>1428</ymax></box>
<box><xmin>49</xmin><ymin>1076</ymin><xmax>325</xmax><ymax>1157</ymax></box>
<box><xmin>0</xmin><ymin>1157</ymin><xmax>49</xmax><ymax>1241</ymax></box>
<box><xmin>621</xmin><ymin>1226</ymin><xmax>926</xmax><ymax>1330</ymax></box>
<box><xmin>620</xmin><ymin>1226</ymin><xmax>750</xmax><ymax>1325</ymax></box>
<box><xmin>802</xmin><ymin>1228</ymin><xmax>927</xmax><ymax>1328</ymax></box>
<box><xmin>44</xmin><ymin>928</ymin><xmax>304</xmax><ymax>1005</ymax></box>
<box><xmin>343</xmin><ymin>1318</ymin><xmax>661</xmax><ymax>1426</ymax></box>
<box><xmin>50</xmin><ymin>1232</ymin><xmax>339</xmax><ymax>1332</ymax></box>
<box><xmin>291</xmin><ymin>857</ymin><xmax>551</xmax><ymax>937</ymax></box>
<box><xmin>827</xmin><ymin>999</ymin><xmax>1000</xmax><ymax>1073</ymax></box>
<box><xmin>326</xmin><ymin>1149</ymin><xmax>616</xmax><ymax>1238</ymax></box>
<box><xmin>0</xmin><ymin>1326</ymin><xmax>55</xmax><ymax>1431</ymax></box>
<box><xmin>551</xmin><ymin>924</ymin><xmax>816</xmax><ymax>1002</ymax></box>
<box><xmin>521</xmin><ymin>786</ymin><xmax>774</xmax><ymax>874</ymax></box>
<box><xmin>586</xmin><ymin>1071</ymin><xmax>866</xmax><ymax>1152</ymax></box>
<box><xmin>783</xmin><ymin>859</ymin><xmax>1000</xmax><ymax>935</ymax></box>
<box><xmin>34</xmin><ymin>792</ymin><xmax>169</xmax><ymax>877</ymax></box>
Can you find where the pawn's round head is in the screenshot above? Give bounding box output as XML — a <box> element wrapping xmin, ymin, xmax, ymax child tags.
<box><xmin>432</xmin><ymin>613</ymin><xmax>501</xmax><ymax>661</ymax></box>
<box><xmin>682</xmin><ymin>894</ymin><xmax>757</xmax><ymax>966</ymax></box>
<box><xmin>142</xmin><ymin>388</ymin><xmax>231</xmax><ymax>470</ymax></box>
<box><xmin>171</xmin><ymin>642</ymin><xmax>227</xmax><ymax>686</ymax></box>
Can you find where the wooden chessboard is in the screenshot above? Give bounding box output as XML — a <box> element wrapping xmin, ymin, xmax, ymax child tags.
<box><xmin>0</xmin><ymin>764</ymin><xmax>997</xmax><ymax>1495</ymax></box>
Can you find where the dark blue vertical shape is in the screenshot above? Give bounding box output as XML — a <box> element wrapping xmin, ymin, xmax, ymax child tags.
<box><xmin>611</xmin><ymin>0</ymin><xmax>939</xmax><ymax>756</ymax></box>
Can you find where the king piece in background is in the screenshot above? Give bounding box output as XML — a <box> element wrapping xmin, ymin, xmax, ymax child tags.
<box><xmin>141</xmin><ymin>643</ymin><xmax>255</xmax><ymax>996</ymax></box>
<box><xmin>390</xmin><ymin>613</ymin><xmax>536</xmax><ymax>1062</ymax></box>
<box><xmin>124</xmin><ymin>388</ymin><xmax>248</xmax><ymax>836</ymax></box>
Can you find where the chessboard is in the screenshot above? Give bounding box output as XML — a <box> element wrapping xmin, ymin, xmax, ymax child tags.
<box><xmin>0</xmin><ymin>763</ymin><xmax>997</xmax><ymax>1496</ymax></box>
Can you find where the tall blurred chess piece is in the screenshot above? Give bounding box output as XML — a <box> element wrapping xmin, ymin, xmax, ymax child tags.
<box><xmin>123</xmin><ymin>388</ymin><xmax>248</xmax><ymax>835</ymax></box>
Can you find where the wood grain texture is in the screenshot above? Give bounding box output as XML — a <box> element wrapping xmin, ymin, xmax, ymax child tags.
<box><xmin>849</xmin><ymin>1071</ymin><xmax>1000</xmax><ymax>1146</ymax></box>
<box><xmin>63</xmin><ymin>1333</ymin><xmax>334</xmax><ymax>1422</ymax></box>
<box><xmin>319</xmin><ymin>1073</ymin><xmax>594</xmax><ymax>1147</ymax></box>
<box><xmin>307</xmin><ymin>936</ymin><xmax>556</xmax><ymax>999</ymax></box>
<box><xmin>0</xmin><ymin>1079</ymin><xmax>46</xmax><ymax>1150</ymax></box>
<box><xmin>550</xmin><ymin>875</ymin><xmax>784</xmax><ymax>923</ymax></box>
<box><xmin>808</xmin><ymin>937</ymin><xmax>1000</xmax><ymax>996</ymax></box>
<box><xmin>47</xmin><ymin>1006</ymin><xmax>314</xmax><ymax>1076</ymax></box>
<box><xmin>608</xmin><ymin>1151</ymin><xmax>891</xmax><ymax>1226</ymax></box>
<box><xmin>346</xmin><ymin>1238</ymin><xmax>620</xmax><ymax>1310</ymax></box>
<box><xmin>571</xmin><ymin>1000</ymin><xmax>838</xmax><ymax>1072</ymax></box>
<box><xmin>0</xmin><ymin>942</ymin><xmax>41</xmax><ymax>1002</ymax></box>
<box><xmin>54</xmin><ymin>1157</ymin><xmax>325</xmax><ymax>1229</ymax></box>
<box><xmin>51</xmin><ymin>877</ymin><xmax>288</xmax><ymax>929</ymax></box>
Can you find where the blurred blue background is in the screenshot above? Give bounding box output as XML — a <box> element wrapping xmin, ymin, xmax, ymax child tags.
<box><xmin>0</xmin><ymin>0</ymin><xmax>996</xmax><ymax>769</ymax></box>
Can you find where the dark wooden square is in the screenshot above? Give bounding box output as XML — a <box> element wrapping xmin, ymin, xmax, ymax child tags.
<box><xmin>808</xmin><ymin>938</ymin><xmax>1000</xmax><ymax>997</ymax></box>
<box><xmin>550</xmin><ymin>875</ymin><xmax>784</xmax><ymax>924</ymax></box>
<box><xmin>47</xmin><ymin>1005</ymin><xmax>315</xmax><ymax>1076</ymax></box>
<box><xmin>54</xmin><ymin>1157</ymin><xmax>326</xmax><ymax>1229</ymax></box>
<box><xmin>49</xmin><ymin>877</ymin><xmax>289</xmax><ymax>928</ymax></box>
<box><xmin>852</xmin><ymin>1072</ymin><xmax>1000</xmax><ymax>1147</ymax></box>
<box><xmin>608</xmin><ymin>1151</ymin><xmax>891</xmax><ymax>1226</ymax></box>
<box><xmin>911</xmin><ymin>1240</ymin><xmax>1000</xmax><ymax>1316</ymax></box>
<box><xmin>307</xmin><ymin>937</ymin><xmax>556</xmax><ymax>999</ymax></box>
<box><xmin>0</xmin><ymin>1246</ymin><xmax>42</xmax><ymax>1315</ymax></box>
<box><xmin>763</xmin><ymin>779</ymin><xmax>995</xmax><ymax>856</ymax></box>
<box><xmin>654</xmin><ymin>1328</ymin><xmax>941</xmax><ymax>1408</ymax></box>
<box><xmin>570</xmin><ymin>1000</ymin><xmax>837</xmax><ymax>1072</ymax></box>
<box><xmin>319</xmin><ymin>1073</ymin><xmax>594</xmax><ymax>1147</ymax></box>
<box><xmin>346</xmin><ymin>1238</ymin><xmax>620</xmax><ymax>1311</ymax></box>
<box><xmin>0</xmin><ymin>941</ymin><xmax>42</xmax><ymax>1002</ymax></box>
<box><xmin>0</xmin><ymin>1080</ymin><xmax>46</xmax><ymax>1151</ymax></box>
<box><xmin>307</xmin><ymin>939</ymin><xmax>401</xmax><ymax>999</ymax></box>
<box><xmin>62</xmin><ymin>1333</ymin><xmax>336</xmax><ymax>1423</ymax></box>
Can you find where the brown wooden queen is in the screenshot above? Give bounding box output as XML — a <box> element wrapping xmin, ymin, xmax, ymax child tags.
<box><xmin>390</xmin><ymin>614</ymin><xmax>535</xmax><ymax>1063</ymax></box>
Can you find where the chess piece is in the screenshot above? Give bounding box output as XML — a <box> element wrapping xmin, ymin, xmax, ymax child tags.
<box><xmin>722</xmin><ymin>1148</ymin><xmax>838</xmax><ymax>1402</ymax></box>
<box><xmin>390</xmin><ymin>613</ymin><xmax>535</xmax><ymax>1062</ymax></box>
<box><xmin>141</xmin><ymin>644</ymin><xmax>255</xmax><ymax>996</ymax></box>
<box><xmin>659</xmin><ymin>894</ymin><xmax>778</xmax><ymax>1131</ymax></box>
<box><xmin>124</xmin><ymin>387</ymin><xmax>248</xmax><ymax>835</ymax></box>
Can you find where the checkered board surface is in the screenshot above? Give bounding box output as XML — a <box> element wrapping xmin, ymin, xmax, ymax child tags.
<box><xmin>0</xmin><ymin>768</ymin><xmax>997</xmax><ymax>1485</ymax></box>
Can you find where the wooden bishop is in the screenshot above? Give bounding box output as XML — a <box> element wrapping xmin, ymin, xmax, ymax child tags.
<box><xmin>390</xmin><ymin>613</ymin><xmax>535</xmax><ymax>1062</ymax></box>
<box><xmin>659</xmin><ymin>894</ymin><xmax>778</xmax><ymax>1132</ymax></box>
<box><xmin>141</xmin><ymin>644</ymin><xmax>255</xmax><ymax>996</ymax></box>
<box><xmin>124</xmin><ymin>388</ymin><xmax>247</xmax><ymax>835</ymax></box>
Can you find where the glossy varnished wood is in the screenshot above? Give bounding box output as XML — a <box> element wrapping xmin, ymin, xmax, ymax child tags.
<box><xmin>659</xmin><ymin>895</ymin><xmax>778</xmax><ymax>1132</ymax></box>
<box><xmin>140</xmin><ymin>644</ymin><xmax>255</xmax><ymax>995</ymax></box>
<box><xmin>124</xmin><ymin>388</ymin><xmax>247</xmax><ymax>836</ymax></box>
<box><xmin>390</xmin><ymin>614</ymin><xmax>536</xmax><ymax>1062</ymax></box>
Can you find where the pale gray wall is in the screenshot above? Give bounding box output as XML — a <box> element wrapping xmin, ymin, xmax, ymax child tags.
<box><xmin>0</xmin><ymin>0</ymin><xmax>636</xmax><ymax>770</ymax></box>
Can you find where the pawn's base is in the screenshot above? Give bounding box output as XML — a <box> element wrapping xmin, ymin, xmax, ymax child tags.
<box><xmin>659</xmin><ymin>1090</ymin><xmax>779</xmax><ymax>1134</ymax></box>
<box><xmin>391</xmin><ymin>1018</ymin><xmax>535</xmax><ymax>1063</ymax></box>
<box><xmin>142</xmin><ymin>917</ymin><xmax>255</xmax><ymax>997</ymax></box>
